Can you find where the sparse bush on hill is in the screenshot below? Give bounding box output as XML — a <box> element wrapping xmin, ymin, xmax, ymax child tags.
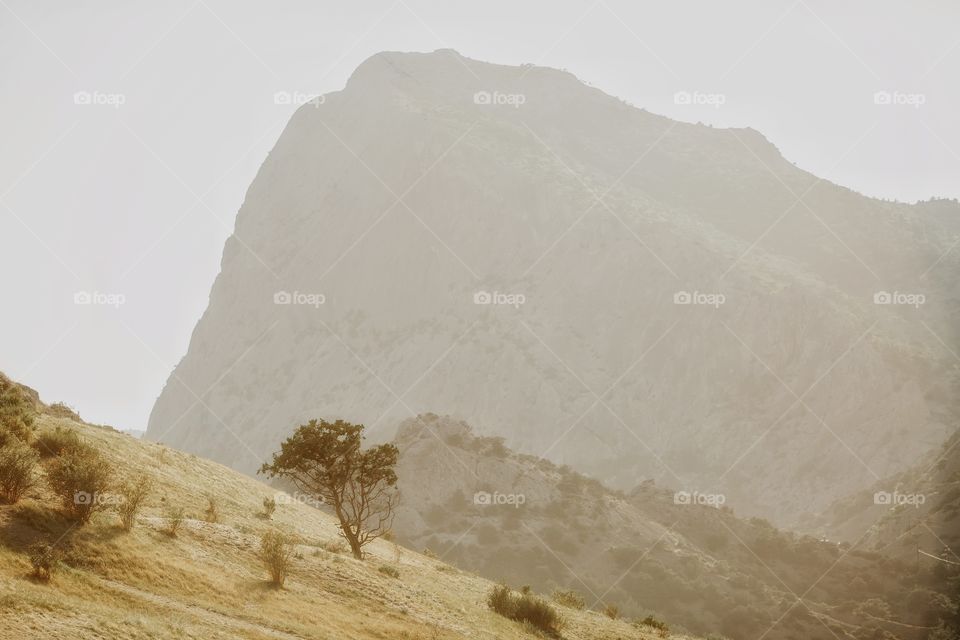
<box><xmin>259</xmin><ymin>531</ymin><xmax>293</xmax><ymax>586</ymax></box>
<box><xmin>163</xmin><ymin>506</ymin><xmax>185</xmax><ymax>537</ymax></box>
<box><xmin>203</xmin><ymin>496</ymin><xmax>220</xmax><ymax>523</ymax></box>
<box><xmin>636</xmin><ymin>614</ymin><xmax>670</xmax><ymax>638</ymax></box>
<box><xmin>319</xmin><ymin>539</ymin><xmax>347</xmax><ymax>554</ymax></box>
<box><xmin>0</xmin><ymin>439</ymin><xmax>39</xmax><ymax>503</ymax></box>
<box><xmin>27</xmin><ymin>541</ymin><xmax>57</xmax><ymax>581</ymax></box>
<box><xmin>486</xmin><ymin>584</ymin><xmax>565</xmax><ymax>636</ymax></box>
<box><xmin>259</xmin><ymin>418</ymin><xmax>399</xmax><ymax>559</ymax></box>
<box><xmin>261</xmin><ymin>496</ymin><xmax>276</xmax><ymax>519</ymax></box>
<box><xmin>0</xmin><ymin>374</ymin><xmax>35</xmax><ymax>432</ymax></box>
<box><xmin>46</xmin><ymin>402</ymin><xmax>81</xmax><ymax>421</ymax></box>
<box><xmin>46</xmin><ymin>443</ymin><xmax>113</xmax><ymax>523</ymax></box>
<box><xmin>378</xmin><ymin>564</ymin><xmax>400</xmax><ymax>578</ymax></box>
<box><xmin>117</xmin><ymin>474</ymin><xmax>152</xmax><ymax>531</ymax></box>
<box><xmin>551</xmin><ymin>588</ymin><xmax>585</xmax><ymax>609</ymax></box>
<box><xmin>603</xmin><ymin>603</ymin><xmax>621</xmax><ymax>619</ymax></box>
<box><xmin>32</xmin><ymin>426</ymin><xmax>81</xmax><ymax>458</ymax></box>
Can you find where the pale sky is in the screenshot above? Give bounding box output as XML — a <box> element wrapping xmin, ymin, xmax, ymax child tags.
<box><xmin>1</xmin><ymin>0</ymin><xmax>958</xmax><ymax>430</ymax></box>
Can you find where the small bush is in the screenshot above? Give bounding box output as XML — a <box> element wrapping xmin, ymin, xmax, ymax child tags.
<box><xmin>551</xmin><ymin>588</ymin><xmax>585</xmax><ymax>609</ymax></box>
<box><xmin>487</xmin><ymin>584</ymin><xmax>564</xmax><ymax>636</ymax></box>
<box><xmin>636</xmin><ymin>615</ymin><xmax>670</xmax><ymax>638</ymax></box>
<box><xmin>603</xmin><ymin>603</ymin><xmax>620</xmax><ymax>619</ymax></box>
<box><xmin>0</xmin><ymin>374</ymin><xmax>35</xmax><ymax>444</ymax></box>
<box><xmin>262</xmin><ymin>496</ymin><xmax>277</xmax><ymax>519</ymax></box>
<box><xmin>117</xmin><ymin>474</ymin><xmax>152</xmax><ymax>531</ymax></box>
<box><xmin>28</xmin><ymin>541</ymin><xmax>57</xmax><ymax>581</ymax></box>
<box><xmin>0</xmin><ymin>440</ymin><xmax>39</xmax><ymax>503</ymax></box>
<box><xmin>260</xmin><ymin>531</ymin><xmax>293</xmax><ymax>586</ymax></box>
<box><xmin>163</xmin><ymin>506</ymin><xmax>185</xmax><ymax>537</ymax></box>
<box><xmin>32</xmin><ymin>427</ymin><xmax>81</xmax><ymax>458</ymax></box>
<box><xmin>203</xmin><ymin>496</ymin><xmax>220</xmax><ymax>523</ymax></box>
<box><xmin>378</xmin><ymin>564</ymin><xmax>400</xmax><ymax>579</ymax></box>
<box><xmin>320</xmin><ymin>539</ymin><xmax>348</xmax><ymax>555</ymax></box>
<box><xmin>46</xmin><ymin>443</ymin><xmax>113</xmax><ymax>523</ymax></box>
<box><xmin>422</xmin><ymin>547</ymin><xmax>437</xmax><ymax>558</ymax></box>
<box><xmin>46</xmin><ymin>402</ymin><xmax>81</xmax><ymax>421</ymax></box>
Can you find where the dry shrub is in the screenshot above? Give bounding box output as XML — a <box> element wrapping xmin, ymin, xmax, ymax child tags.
<box><xmin>32</xmin><ymin>427</ymin><xmax>81</xmax><ymax>458</ymax></box>
<box><xmin>46</xmin><ymin>443</ymin><xmax>113</xmax><ymax>523</ymax></box>
<box><xmin>203</xmin><ymin>496</ymin><xmax>220</xmax><ymax>523</ymax></box>
<box><xmin>28</xmin><ymin>541</ymin><xmax>57</xmax><ymax>581</ymax></box>
<box><xmin>0</xmin><ymin>439</ymin><xmax>39</xmax><ymax>503</ymax></box>
<box><xmin>487</xmin><ymin>584</ymin><xmax>565</xmax><ymax>636</ymax></box>
<box><xmin>163</xmin><ymin>505</ymin><xmax>186</xmax><ymax>537</ymax></box>
<box><xmin>117</xmin><ymin>474</ymin><xmax>153</xmax><ymax>531</ymax></box>
<box><xmin>260</xmin><ymin>531</ymin><xmax>293</xmax><ymax>586</ymax></box>
<box><xmin>551</xmin><ymin>588</ymin><xmax>585</xmax><ymax>610</ymax></box>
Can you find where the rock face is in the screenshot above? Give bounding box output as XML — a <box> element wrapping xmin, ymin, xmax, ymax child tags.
<box><xmin>147</xmin><ymin>49</ymin><xmax>960</xmax><ymax>528</ymax></box>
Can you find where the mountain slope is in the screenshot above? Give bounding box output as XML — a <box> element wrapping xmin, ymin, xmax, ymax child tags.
<box><xmin>810</xmin><ymin>428</ymin><xmax>960</xmax><ymax>562</ymax></box>
<box><xmin>390</xmin><ymin>414</ymin><xmax>958</xmax><ymax>640</ymax></box>
<box><xmin>147</xmin><ymin>49</ymin><xmax>960</xmax><ymax>528</ymax></box>
<box><xmin>1</xmin><ymin>377</ymin><xmax>676</xmax><ymax>640</ymax></box>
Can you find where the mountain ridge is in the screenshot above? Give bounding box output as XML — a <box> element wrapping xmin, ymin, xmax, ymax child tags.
<box><xmin>148</xmin><ymin>49</ymin><xmax>960</xmax><ymax>530</ymax></box>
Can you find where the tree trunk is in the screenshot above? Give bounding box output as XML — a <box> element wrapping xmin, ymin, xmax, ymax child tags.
<box><xmin>333</xmin><ymin>504</ymin><xmax>364</xmax><ymax>559</ymax></box>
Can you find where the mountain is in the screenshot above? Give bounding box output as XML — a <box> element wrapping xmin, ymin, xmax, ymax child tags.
<box><xmin>147</xmin><ymin>49</ymin><xmax>960</xmax><ymax>529</ymax></box>
<box><xmin>810</xmin><ymin>427</ymin><xmax>960</xmax><ymax>563</ymax></box>
<box><xmin>1</xmin><ymin>374</ymin><xmax>671</xmax><ymax>640</ymax></box>
<box><xmin>390</xmin><ymin>414</ymin><xmax>957</xmax><ymax>640</ymax></box>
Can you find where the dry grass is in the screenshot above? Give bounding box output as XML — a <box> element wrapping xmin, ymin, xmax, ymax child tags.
<box><xmin>0</xmin><ymin>414</ymin><xmax>695</xmax><ymax>640</ymax></box>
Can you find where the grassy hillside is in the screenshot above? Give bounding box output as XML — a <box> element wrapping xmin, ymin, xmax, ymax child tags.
<box><xmin>0</xmin><ymin>376</ymin><xmax>685</xmax><ymax>640</ymax></box>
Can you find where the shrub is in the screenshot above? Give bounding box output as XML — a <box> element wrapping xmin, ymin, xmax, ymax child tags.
<box><xmin>378</xmin><ymin>564</ymin><xmax>400</xmax><ymax>579</ymax></box>
<box><xmin>46</xmin><ymin>402</ymin><xmax>81</xmax><ymax>421</ymax></box>
<box><xmin>486</xmin><ymin>584</ymin><xmax>564</xmax><ymax>636</ymax></box>
<box><xmin>551</xmin><ymin>588</ymin><xmax>585</xmax><ymax>609</ymax></box>
<box><xmin>636</xmin><ymin>615</ymin><xmax>670</xmax><ymax>638</ymax></box>
<box><xmin>46</xmin><ymin>443</ymin><xmax>113</xmax><ymax>523</ymax></box>
<box><xmin>260</xmin><ymin>531</ymin><xmax>293</xmax><ymax>586</ymax></box>
<box><xmin>603</xmin><ymin>603</ymin><xmax>621</xmax><ymax>619</ymax></box>
<box><xmin>163</xmin><ymin>506</ymin><xmax>185</xmax><ymax>536</ymax></box>
<box><xmin>28</xmin><ymin>541</ymin><xmax>57</xmax><ymax>581</ymax></box>
<box><xmin>320</xmin><ymin>539</ymin><xmax>348</xmax><ymax>554</ymax></box>
<box><xmin>0</xmin><ymin>374</ymin><xmax>35</xmax><ymax>444</ymax></box>
<box><xmin>203</xmin><ymin>496</ymin><xmax>220</xmax><ymax>523</ymax></box>
<box><xmin>262</xmin><ymin>496</ymin><xmax>277</xmax><ymax>519</ymax></box>
<box><xmin>32</xmin><ymin>427</ymin><xmax>81</xmax><ymax>458</ymax></box>
<box><xmin>0</xmin><ymin>440</ymin><xmax>39</xmax><ymax>503</ymax></box>
<box><xmin>117</xmin><ymin>474</ymin><xmax>152</xmax><ymax>531</ymax></box>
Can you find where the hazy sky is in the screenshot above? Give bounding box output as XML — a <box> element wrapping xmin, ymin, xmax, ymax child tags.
<box><xmin>1</xmin><ymin>0</ymin><xmax>958</xmax><ymax>430</ymax></box>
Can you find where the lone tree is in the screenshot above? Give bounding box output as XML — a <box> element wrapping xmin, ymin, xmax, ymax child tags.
<box><xmin>259</xmin><ymin>419</ymin><xmax>399</xmax><ymax>560</ymax></box>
